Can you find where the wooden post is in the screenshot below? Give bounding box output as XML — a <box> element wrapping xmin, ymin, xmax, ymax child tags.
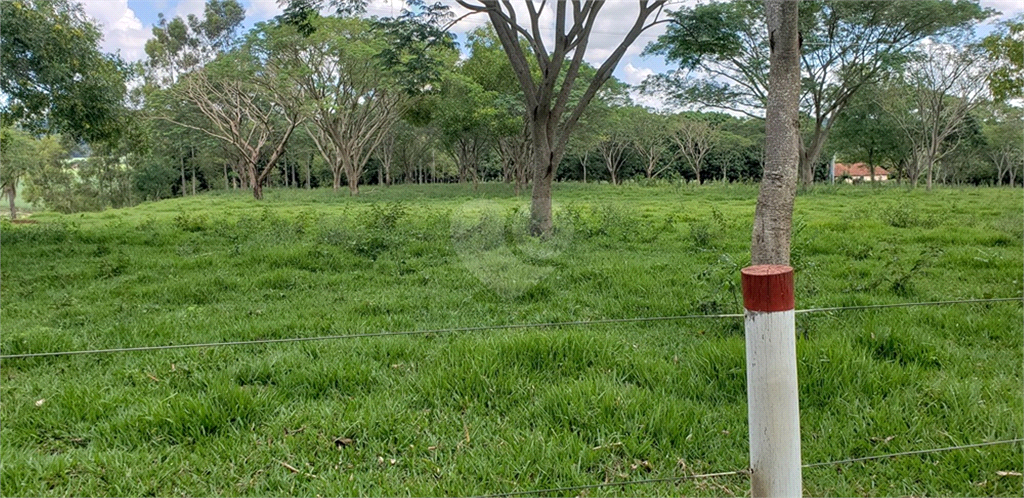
<box><xmin>741</xmin><ymin>265</ymin><xmax>801</xmax><ymax>497</ymax></box>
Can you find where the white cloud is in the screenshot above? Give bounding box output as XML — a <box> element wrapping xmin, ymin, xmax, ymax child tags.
<box><xmin>79</xmin><ymin>0</ymin><xmax>150</xmax><ymax>61</ymax></box>
<box><xmin>622</xmin><ymin>63</ymin><xmax>654</xmax><ymax>86</ymax></box>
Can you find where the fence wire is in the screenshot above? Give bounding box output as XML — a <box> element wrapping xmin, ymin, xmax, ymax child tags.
<box><xmin>1</xmin><ymin>297</ymin><xmax>1019</xmax><ymax>360</ymax></box>
<box><xmin>486</xmin><ymin>438</ymin><xmax>1024</xmax><ymax>497</ymax></box>
<box><xmin>803</xmin><ymin>438</ymin><xmax>1024</xmax><ymax>469</ymax></box>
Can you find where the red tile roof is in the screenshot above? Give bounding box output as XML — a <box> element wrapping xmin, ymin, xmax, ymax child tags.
<box><xmin>835</xmin><ymin>162</ymin><xmax>888</xmax><ymax>177</ymax></box>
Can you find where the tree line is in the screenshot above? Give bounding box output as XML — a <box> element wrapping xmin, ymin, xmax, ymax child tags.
<box><xmin>1</xmin><ymin>0</ymin><xmax>1021</xmax><ymax>220</ymax></box>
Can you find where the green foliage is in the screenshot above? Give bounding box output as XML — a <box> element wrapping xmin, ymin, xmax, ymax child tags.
<box><xmin>0</xmin><ymin>0</ymin><xmax>128</xmax><ymax>144</ymax></box>
<box><xmin>0</xmin><ymin>127</ymin><xmax>37</xmax><ymax>192</ymax></box>
<box><xmin>644</xmin><ymin>1</ymin><xmax>753</xmax><ymax>69</ymax></box>
<box><xmin>173</xmin><ymin>210</ymin><xmax>211</xmax><ymax>232</ymax></box>
<box><xmin>981</xmin><ymin>14</ymin><xmax>1024</xmax><ymax>101</ymax></box>
<box><xmin>644</xmin><ymin>0</ymin><xmax>994</xmax><ymax>179</ymax></box>
<box><xmin>144</xmin><ymin>0</ymin><xmax>245</xmax><ymax>87</ymax></box>
<box><xmin>881</xmin><ymin>200</ymin><xmax>939</xmax><ymax>229</ymax></box>
<box><xmin>831</xmin><ymin>83</ymin><xmax>908</xmax><ymax>170</ymax></box>
<box><xmin>370</xmin><ymin>0</ymin><xmax>457</xmax><ymax>94</ymax></box>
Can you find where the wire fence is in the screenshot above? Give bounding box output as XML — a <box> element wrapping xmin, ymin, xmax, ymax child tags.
<box><xmin>2</xmin><ymin>296</ymin><xmax>1020</xmax><ymax>494</ymax></box>
<box><xmin>486</xmin><ymin>438</ymin><xmax>1024</xmax><ymax>497</ymax></box>
<box><xmin>1</xmin><ymin>297</ymin><xmax>1019</xmax><ymax>360</ymax></box>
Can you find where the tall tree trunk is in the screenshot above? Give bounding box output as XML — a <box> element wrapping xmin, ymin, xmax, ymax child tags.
<box><xmin>306</xmin><ymin>152</ymin><xmax>313</xmax><ymax>189</ymax></box>
<box><xmin>581</xmin><ymin>151</ymin><xmax>589</xmax><ymax>184</ymax></box>
<box><xmin>798</xmin><ymin>119</ymin><xmax>833</xmax><ymax>186</ymax></box>
<box><xmin>181</xmin><ymin>156</ymin><xmax>187</xmax><ymax>196</ymax></box>
<box><xmin>6</xmin><ymin>184</ymin><xmax>17</xmax><ymax>220</ymax></box>
<box><xmin>751</xmin><ymin>0</ymin><xmax>800</xmax><ymax>266</ymax></box>
<box><xmin>529</xmin><ymin>115</ymin><xmax>558</xmax><ymax>236</ymax></box>
<box><xmin>926</xmin><ymin>155</ymin><xmax>934</xmax><ymax>191</ymax></box>
<box><xmin>333</xmin><ymin>166</ymin><xmax>342</xmax><ymax>191</ymax></box>
<box><xmin>348</xmin><ymin>174</ymin><xmax>359</xmax><ymax>195</ymax></box>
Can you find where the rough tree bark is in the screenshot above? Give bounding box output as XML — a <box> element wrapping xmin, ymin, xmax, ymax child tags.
<box><xmin>751</xmin><ymin>0</ymin><xmax>800</xmax><ymax>266</ymax></box>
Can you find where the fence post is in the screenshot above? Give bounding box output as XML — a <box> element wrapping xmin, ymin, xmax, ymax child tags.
<box><xmin>741</xmin><ymin>265</ymin><xmax>802</xmax><ymax>497</ymax></box>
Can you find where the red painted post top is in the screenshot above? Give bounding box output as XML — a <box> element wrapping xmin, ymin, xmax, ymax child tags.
<box><xmin>741</xmin><ymin>265</ymin><xmax>795</xmax><ymax>312</ymax></box>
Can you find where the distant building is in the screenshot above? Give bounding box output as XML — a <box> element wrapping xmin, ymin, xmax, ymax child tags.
<box><xmin>834</xmin><ymin>162</ymin><xmax>888</xmax><ymax>183</ymax></box>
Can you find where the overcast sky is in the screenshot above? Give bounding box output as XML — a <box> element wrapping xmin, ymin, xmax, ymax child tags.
<box><xmin>80</xmin><ymin>0</ymin><xmax>1022</xmax><ymax>106</ymax></box>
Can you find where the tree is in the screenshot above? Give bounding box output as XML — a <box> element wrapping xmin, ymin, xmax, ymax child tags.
<box><xmin>595</xmin><ymin>108</ymin><xmax>631</xmax><ymax>185</ymax></box>
<box><xmin>982</xmin><ymin>104</ymin><xmax>1024</xmax><ymax>186</ymax></box>
<box><xmin>455</xmin><ymin>0</ymin><xmax>669</xmax><ymax>235</ymax></box>
<box><xmin>628</xmin><ymin>108</ymin><xmax>673</xmax><ymax>179</ymax></box>
<box><xmin>830</xmin><ymin>83</ymin><xmax>906</xmax><ymax>181</ymax></box>
<box><xmin>1</xmin><ymin>0</ymin><xmax>128</xmax><ymax>145</ymax></box>
<box><xmin>156</xmin><ymin>33</ymin><xmax>303</xmax><ymax>200</ymax></box>
<box><xmin>277</xmin><ymin>18</ymin><xmax>416</xmax><ymax>195</ymax></box>
<box><xmin>143</xmin><ymin>0</ymin><xmax>247</xmax><ymax>198</ymax></box>
<box><xmin>883</xmin><ymin>42</ymin><xmax>994</xmax><ymax>190</ymax></box>
<box><xmin>671</xmin><ymin>116</ymin><xmax>719</xmax><ymax>184</ymax></box>
<box><xmin>457</xmin><ymin>26</ymin><xmax>531</xmax><ymax>192</ymax></box>
<box><xmin>21</xmin><ymin>135</ymin><xmax>78</xmax><ymax>213</ymax></box>
<box><xmin>751</xmin><ymin>0</ymin><xmax>800</xmax><ymax>267</ymax></box>
<box><xmin>644</xmin><ymin>0</ymin><xmax>992</xmax><ymax>186</ymax></box>
<box><xmin>0</xmin><ymin>127</ymin><xmax>37</xmax><ymax>219</ymax></box>
<box><xmin>143</xmin><ymin>0</ymin><xmax>245</xmax><ymax>87</ymax></box>
<box><xmin>981</xmin><ymin>14</ymin><xmax>1024</xmax><ymax>102</ymax></box>
<box><xmin>436</xmin><ymin>73</ymin><xmax>497</xmax><ymax>188</ymax></box>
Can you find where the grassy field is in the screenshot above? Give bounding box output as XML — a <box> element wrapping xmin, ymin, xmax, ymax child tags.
<box><xmin>1</xmin><ymin>182</ymin><xmax>1021</xmax><ymax>496</ymax></box>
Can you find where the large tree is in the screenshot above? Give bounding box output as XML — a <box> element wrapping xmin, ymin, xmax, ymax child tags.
<box><xmin>156</xmin><ymin>32</ymin><xmax>303</xmax><ymax>200</ymax></box>
<box><xmin>455</xmin><ymin>0</ymin><xmax>669</xmax><ymax>235</ymax></box>
<box><xmin>882</xmin><ymin>42</ymin><xmax>994</xmax><ymax>190</ymax></box>
<box><xmin>628</xmin><ymin>108</ymin><xmax>673</xmax><ymax>179</ymax></box>
<box><xmin>595</xmin><ymin>107</ymin><xmax>631</xmax><ymax>185</ymax></box>
<box><xmin>274</xmin><ymin>17</ymin><xmax>414</xmax><ymax>195</ymax></box>
<box><xmin>1</xmin><ymin>0</ymin><xmax>128</xmax><ymax>144</ymax></box>
<box><xmin>671</xmin><ymin>115</ymin><xmax>719</xmax><ymax>184</ymax></box>
<box><xmin>644</xmin><ymin>0</ymin><xmax>992</xmax><ymax>186</ymax></box>
<box><xmin>142</xmin><ymin>0</ymin><xmax>247</xmax><ymax>198</ymax></box>
<box><xmin>982</xmin><ymin>104</ymin><xmax>1024</xmax><ymax>186</ymax></box>
<box><xmin>830</xmin><ymin>83</ymin><xmax>906</xmax><ymax>181</ymax></box>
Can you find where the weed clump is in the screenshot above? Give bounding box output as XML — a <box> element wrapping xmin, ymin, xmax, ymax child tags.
<box><xmin>561</xmin><ymin>203</ymin><xmax>673</xmax><ymax>244</ymax></box>
<box><xmin>173</xmin><ymin>211</ymin><xmax>210</xmax><ymax>232</ymax></box>
<box><xmin>882</xmin><ymin>200</ymin><xmax>939</xmax><ymax>229</ymax></box>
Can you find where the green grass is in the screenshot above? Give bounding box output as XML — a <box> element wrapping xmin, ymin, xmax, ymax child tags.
<box><xmin>1</xmin><ymin>182</ymin><xmax>1021</xmax><ymax>496</ymax></box>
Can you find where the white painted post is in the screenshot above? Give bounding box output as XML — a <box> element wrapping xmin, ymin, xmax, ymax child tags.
<box><xmin>741</xmin><ymin>265</ymin><xmax>802</xmax><ymax>498</ymax></box>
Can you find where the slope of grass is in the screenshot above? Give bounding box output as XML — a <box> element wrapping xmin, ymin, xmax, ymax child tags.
<box><xmin>1</xmin><ymin>182</ymin><xmax>1021</xmax><ymax>496</ymax></box>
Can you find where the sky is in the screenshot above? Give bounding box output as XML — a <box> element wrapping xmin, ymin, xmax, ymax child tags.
<box><xmin>80</xmin><ymin>0</ymin><xmax>1022</xmax><ymax>106</ymax></box>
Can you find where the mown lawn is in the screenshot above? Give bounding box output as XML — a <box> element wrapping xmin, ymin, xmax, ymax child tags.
<box><xmin>1</xmin><ymin>182</ymin><xmax>1021</xmax><ymax>496</ymax></box>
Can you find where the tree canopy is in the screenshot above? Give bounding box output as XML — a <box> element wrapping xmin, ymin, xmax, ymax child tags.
<box><xmin>1</xmin><ymin>0</ymin><xmax>128</xmax><ymax>144</ymax></box>
<box><xmin>644</xmin><ymin>0</ymin><xmax>994</xmax><ymax>185</ymax></box>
